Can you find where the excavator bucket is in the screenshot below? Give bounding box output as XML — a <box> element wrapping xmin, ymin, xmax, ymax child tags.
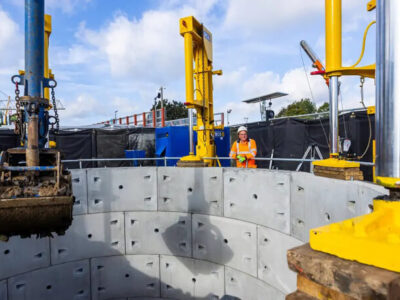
<box><xmin>0</xmin><ymin>149</ymin><xmax>73</xmax><ymax>240</ymax></box>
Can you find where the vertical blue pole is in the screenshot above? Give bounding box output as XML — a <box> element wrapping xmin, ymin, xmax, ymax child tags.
<box><xmin>25</xmin><ymin>0</ymin><xmax>44</xmax><ymax>98</ymax></box>
<box><xmin>25</xmin><ymin>0</ymin><xmax>47</xmax><ymax>148</ymax></box>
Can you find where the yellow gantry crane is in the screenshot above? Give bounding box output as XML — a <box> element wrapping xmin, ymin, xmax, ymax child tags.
<box><xmin>177</xmin><ymin>16</ymin><xmax>223</xmax><ymax>167</ymax></box>
<box><xmin>310</xmin><ymin>0</ymin><xmax>400</xmax><ymax>273</ymax></box>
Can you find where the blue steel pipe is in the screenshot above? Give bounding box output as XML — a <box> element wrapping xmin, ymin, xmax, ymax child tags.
<box><xmin>3</xmin><ymin>166</ymin><xmax>57</xmax><ymax>171</ymax></box>
<box><xmin>25</xmin><ymin>0</ymin><xmax>44</xmax><ymax>98</ymax></box>
<box><xmin>25</xmin><ymin>0</ymin><xmax>48</xmax><ymax>149</ymax></box>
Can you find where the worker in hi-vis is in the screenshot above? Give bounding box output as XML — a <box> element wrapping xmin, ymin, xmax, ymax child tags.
<box><xmin>229</xmin><ymin>126</ymin><xmax>257</xmax><ymax>168</ymax></box>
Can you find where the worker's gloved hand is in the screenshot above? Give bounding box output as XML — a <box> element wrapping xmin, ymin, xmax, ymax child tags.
<box><xmin>237</xmin><ymin>155</ymin><xmax>246</xmax><ymax>163</ymax></box>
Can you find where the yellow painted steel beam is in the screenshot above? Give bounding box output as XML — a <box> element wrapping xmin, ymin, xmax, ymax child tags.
<box><xmin>310</xmin><ymin>199</ymin><xmax>400</xmax><ymax>272</ymax></box>
<box><xmin>325</xmin><ymin>0</ymin><xmax>342</xmax><ymax>73</ymax></box>
<box><xmin>324</xmin><ymin>0</ymin><xmax>375</xmax><ymax>78</ymax></box>
<box><xmin>44</xmin><ymin>14</ymin><xmax>51</xmax><ymax>101</ymax></box>
<box><xmin>373</xmin><ymin>139</ymin><xmax>376</xmax><ymax>183</ymax></box>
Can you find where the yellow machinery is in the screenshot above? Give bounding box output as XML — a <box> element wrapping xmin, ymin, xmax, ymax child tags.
<box><xmin>310</xmin><ymin>0</ymin><xmax>400</xmax><ymax>272</ymax></box>
<box><xmin>177</xmin><ymin>16</ymin><xmax>222</xmax><ymax>167</ymax></box>
<box><xmin>312</xmin><ymin>0</ymin><xmax>375</xmax><ymax>168</ymax></box>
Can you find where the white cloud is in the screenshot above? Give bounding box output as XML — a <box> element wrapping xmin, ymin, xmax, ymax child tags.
<box><xmin>0</xmin><ymin>5</ymin><xmax>23</xmax><ymax>98</ymax></box>
<box><xmin>78</xmin><ymin>9</ymin><xmax>189</xmax><ymax>82</ymax></box>
<box><xmin>222</xmin><ymin>0</ymin><xmax>324</xmax><ymax>35</ymax></box>
<box><xmin>0</xmin><ymin>6</ymin><xmax>23</xmax><ymax>69</ymax></box>
<box><xmin>222</xmin><ymin>0</ymin><xmax>362</xmax><ymax>36</ymax></box>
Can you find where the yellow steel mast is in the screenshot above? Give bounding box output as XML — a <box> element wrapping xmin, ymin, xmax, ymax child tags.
<box><xmin>178</xmin><ymin>16</ymin><xmax>222</xmax><ymax>167</ymax></box>
<box><xmin>313</xmin><ymin>0</ymin><xmax>375</xmax><ymax>170</ymax></box>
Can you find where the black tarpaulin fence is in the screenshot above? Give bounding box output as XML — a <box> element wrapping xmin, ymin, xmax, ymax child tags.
<box><xmin>0</xmin><ymin>110</ymin><xmax>374</xmax><ymax>180</ymax></box>
<box><xmin>0</xmin><ymin>129</ymin><xmax>19</xmax><ymax>151</ymax></box>
<box><xmin>231</xmin><ymin>110</ymin><xmax>374</xmax><ymax>180</ymax></box>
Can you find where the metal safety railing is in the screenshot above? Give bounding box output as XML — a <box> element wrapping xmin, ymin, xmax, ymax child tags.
<box><xmin>61</xmin><ymin>156</ymin><xmax>374</xmax><ymax>171</ymax></box>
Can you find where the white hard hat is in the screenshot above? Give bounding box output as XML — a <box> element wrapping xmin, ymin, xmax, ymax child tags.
<box><xmin>237</xmin><ymin>126</ymin><xmax>248</xmax><ymax>134</ymax></box>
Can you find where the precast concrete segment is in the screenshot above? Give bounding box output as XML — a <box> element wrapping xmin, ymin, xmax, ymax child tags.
<box><xmin>125</xmin><ymin>212</ymin><xmax>191</xmax><ymax>257</ymax></box>
<box><xmin>0</xmin><ymin>280</ymin><xmax>7</xmax><ymax>300</ymax></box>
<box><xmin>70</xmin><ymin>169</ymin><xmax>88</xmax><ymax>215</ymax></box>
<box><xmin>257</xmin><ymin>226</ymin><xmax>302</xmax><ymax>294</ymax></box>
<box><xmin>51</xmin><ymin>213</ymin><xmax>125</xmax><ymax>264</ymax></box>
<box><xmin>87</xmin><ymin>167</ymin><xmax>157</xmax><ymax>213</ymax></box>
<box><xmin>192</xmin><ymin>214</ymin><xmax>257</xmax><ymax>276</ymax></box>
<box><xmin>290</xmin><ymin>172</ymin><xmax>307</xmax><ymax>242</ymax></box>
<box><xmin>160</xmin><ymin>255</ymin><xmax>224</xmax><ymax>300</ymax></box>
<box><xmin>91</xmin><ymin>255</ymin><xmax>160</xmax><ymax>300</ymax></box>
<box><xmin>8</xmin><ymin>260</ymin><xmax>90</xmax><ymax>300</ymax></box>
<box><xmin>290</xmin><ymin>172</ymin><xmax>387</xmax><ymax>242</ymax></box>
<box><xmin>0</xmin><ymin>236</ymin><xmax>50</xmax><ymax>280</ymax></box>
<box><xmin>223</xmin><ymin>169</ymin><xmax>291</xmax><ymax>234</ymax></box>
<box><xmin>225</xmin><ymin>267</ymin><xmax>285</xmax><ymax>300</ymax></box>
<box><xmin>158</xmin><ymin>168</ymin><xmax>223</xmax><ymax>216</ymax></box>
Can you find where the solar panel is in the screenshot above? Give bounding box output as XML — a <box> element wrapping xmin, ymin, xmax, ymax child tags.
<box><xmin>242</xmin><ymin>92</ymin><xmax>288</xmax><ymax>104</ymax></box>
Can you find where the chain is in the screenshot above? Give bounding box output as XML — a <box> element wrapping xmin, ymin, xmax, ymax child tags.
<box><xmin>14</xmin><ymin>82</ymin><xmax>22</xmax><ymax>135</ymax></box>
<box><xmin>51</xmin><ymin>86</ymin><xmax>60</xmax><ymax>131</ymax></box>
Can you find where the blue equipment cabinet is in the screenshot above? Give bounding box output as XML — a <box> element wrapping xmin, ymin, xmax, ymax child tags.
<box><xmin>155</xmin><ymin>126</ymin><xmax>230</xmax><ymax>166</ymax></box>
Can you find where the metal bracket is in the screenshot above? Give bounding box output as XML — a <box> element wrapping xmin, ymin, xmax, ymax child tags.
<box><xmin>11</xmin><ymin>75</ymin><xmax>56</xmax><ymax>88</ymax></box>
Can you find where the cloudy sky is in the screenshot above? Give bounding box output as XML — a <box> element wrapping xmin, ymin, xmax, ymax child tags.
<box><xmin>0</xmin><ymin>0</ymin><xmax>376</xmax><ymax>126</ymax></box>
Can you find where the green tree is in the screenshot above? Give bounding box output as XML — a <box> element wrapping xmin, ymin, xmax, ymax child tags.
<box><xmin>151</xmin><ymin>99</ymin><xmax>188</xmax><ymax>121</ymax></box>
<box><xmin>277</xmin><ymin>98</ymin><xmax>317</xmax><ymax>117</ymax></box>
<box><xmin>317</xmin><ymin>102</ymin><xmax>329</xmax><ymax>113</ymax></box>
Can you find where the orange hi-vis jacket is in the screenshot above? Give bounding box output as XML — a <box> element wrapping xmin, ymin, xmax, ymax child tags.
<box><xmin>229</xmin><ymin>139</ymin><xmax>257</xmax><ymax>168</ymax></box>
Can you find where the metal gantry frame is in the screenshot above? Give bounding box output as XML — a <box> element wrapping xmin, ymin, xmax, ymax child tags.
<box><xmin>178</xmin><ymin>16</ymin><xmax>223</xmax><ymax>167</ymax></box>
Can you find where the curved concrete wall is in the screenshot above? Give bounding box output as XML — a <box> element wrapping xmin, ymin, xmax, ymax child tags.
<box><xmin>0</xmin><ymin>167</ymin><xmax>387</xmax><ymax>300</ymax></box>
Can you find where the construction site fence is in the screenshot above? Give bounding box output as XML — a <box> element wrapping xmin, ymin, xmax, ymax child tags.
<box><xmin>62</xmin><ymin>156</ymin><xmax>374</xmax><ymax>171</ymax></box>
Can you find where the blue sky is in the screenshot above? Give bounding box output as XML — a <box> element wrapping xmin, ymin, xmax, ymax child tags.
<box><xmin>0</xmin><ymin>0</ymin><xmax>376</xmax><ymax>126</ymax></box>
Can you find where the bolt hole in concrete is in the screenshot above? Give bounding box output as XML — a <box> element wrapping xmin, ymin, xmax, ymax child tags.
<box><xmin>325</xmin><ymin>213</ymin><xmax>331</xmax><ymax>221</ymax></box>
<box><xmin>253</xmin><ymin>194</ymin><xmax>258</xmax><ymax>199</ymax></box>
<box><xmin>88</xmin><ymin>234</ymin><xmax>92</xmax><ymax>239</ymax></box>
<box><xmin>188</xmin><ymin>187</ymin><xmax>193</xmax><ymax>192</ymax></box>
<box><xmin>119</xmin><ymin>185</ymin><xmax>123</xmax><ymax>189</ymax></box>
<box><xmin>264</xmin><ymin>238</ymin><xmax>268</xmax><ymax>243</ymax></box>
<box><xmin>192</xmin><ymin>278</ymin><xmax>196</xmax><ymax>283</ymax></box>
<box><xmin>154</xmin><ymin>228</ymin><xmax>159</xmax><ymax>233</ymax></box>
<box><xmin>46</xmin><ymin>285</ymin><xmax>52</xmax><ymax>290</ymax></box>
<box><xmin>4</xmin><ymin>249</ymin><xmax>10</xmax><ymax>254</ymax></box>
<box><xmin>125</xmin><ymin>273</ymin><xmax>130</xmax><ymax>278</ymax></box>
<box><xmin>224</xmin><ymin>238</ymin><xmax>228</xmax><ymax>244</ymax></box>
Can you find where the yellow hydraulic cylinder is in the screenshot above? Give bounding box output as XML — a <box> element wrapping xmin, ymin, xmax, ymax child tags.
<box><xmin>183</xmin><ymin>32</ymin><xmax>194</xmax><ymax>105</ymax></box>
<box><xmin>325</xmin><ymin>0</ymin><xmax>341</xmax><ymax>74</ymax></box>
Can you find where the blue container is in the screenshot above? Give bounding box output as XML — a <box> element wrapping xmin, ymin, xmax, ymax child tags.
<box><xmin>214</xmin><ymin>127</ymin><xmax>231</xmax><ymax>167</ymax></box>
<box><xmin>125</xmin><ymin>150</ymin><xmax>146</xmax><ymax>166</ymax></box>
<box><xmin>155</xmin><ymin>126</ymin><xmax>230</xmax><ymax>166</ymax></box>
